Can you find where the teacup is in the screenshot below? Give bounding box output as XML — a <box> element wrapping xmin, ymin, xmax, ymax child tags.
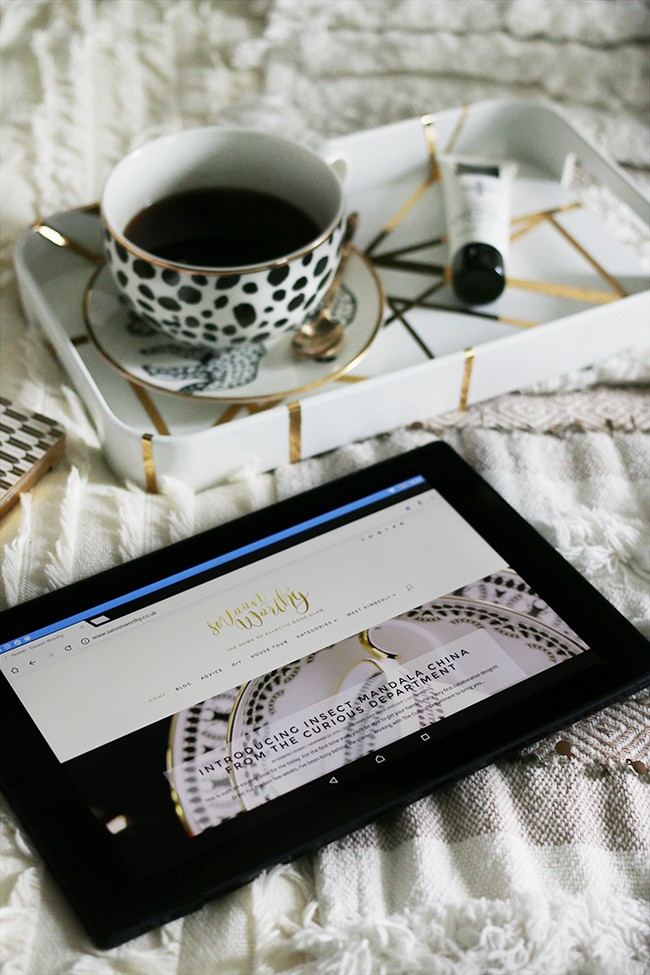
<box><xmin>100</xmin><ymin>128</ymin><xmax>348</xmax><ymax>351</ymax></box>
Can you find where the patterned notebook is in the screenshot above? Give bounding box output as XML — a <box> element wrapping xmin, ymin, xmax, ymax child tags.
<box><xmin>0</xmin><ymin>397</ymin><xmax>66</xmax><ymax>518</ymax></box>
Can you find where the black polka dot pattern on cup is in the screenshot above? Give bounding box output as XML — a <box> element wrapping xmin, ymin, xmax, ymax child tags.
<box><xmin>317</xmin><ymin>270</ymin><xmax>332</xmax><ymax>291</ymax></box>
<box><xmin>267</xmin><ymin>265</ymin><xmax>289</xmax><ymax>286</ymax></box>
<box><xmin>101</xmin><ymin>218</ymin><xmax>346</xmax><ymax>350</ymax></box>
<box><xmin>216</xmin><ymin>274</ymin><xmax>240</xmax><ymax>289</ymax></box>
<box><xmin>178</xmin><ymin>286</ymin><xmax>202</xmax><ymax>304</ymax></box>
<box><xmin>234</xmin><ymin>304</ymin><xmax>256</xmax><ymax>327</ymax></box>
<box><xmin>133</xmin><ymin>259</ymin><xmax>155</xmax><ymax>278</ymax></box>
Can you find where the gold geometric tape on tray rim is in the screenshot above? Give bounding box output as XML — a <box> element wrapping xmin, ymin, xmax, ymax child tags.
<box><xmin>287</xmin><ymin>401</ymin><xmax>302</xmax><ymax>463</ymax></box>
<box><xmin>141</xmin><ymin>433</ymin><xmax>158</xmax><ymax>494</ymax></box>
<box><xmin>459</xmin><ymin>349</ymin><xmax>475</xmax><ymax>412</ymax></box>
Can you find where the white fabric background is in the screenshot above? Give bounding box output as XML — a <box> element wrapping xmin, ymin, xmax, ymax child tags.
<box><xmin>1</xmin><ymin>2</ymin><xmax>649</xmax><ymax>973</ymax></box>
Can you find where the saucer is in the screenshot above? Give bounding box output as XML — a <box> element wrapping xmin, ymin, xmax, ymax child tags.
<box><xmin>83</xmin><ymin>248</ymin><xmax>384</xmax><ymax>402</ymax></box>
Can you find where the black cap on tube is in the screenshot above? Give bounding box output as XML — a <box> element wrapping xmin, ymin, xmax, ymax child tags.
<box><xmin>451</xmin><ymin>242</ymin><xmax>505</xmax><ymax>305</ymax></box>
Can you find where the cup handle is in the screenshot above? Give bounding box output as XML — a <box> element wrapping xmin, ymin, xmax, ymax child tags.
<box><xmin>324</xmin><ymin>152</ymin><xmax>351</xmax><ymax>189</ymax></box>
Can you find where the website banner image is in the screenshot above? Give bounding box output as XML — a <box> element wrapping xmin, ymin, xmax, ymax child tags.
<box><xmin>165</xmin><ymin>569</ymin><xmax>589</xmax><ymax>836</ymax></box>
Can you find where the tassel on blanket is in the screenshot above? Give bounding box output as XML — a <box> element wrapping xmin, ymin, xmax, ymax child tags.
<box><xmin>43</xmin><ymin>466</ymin><xmax>87</xmax><ymax>591</ymax></box>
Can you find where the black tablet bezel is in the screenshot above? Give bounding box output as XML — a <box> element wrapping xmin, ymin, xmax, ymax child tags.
<box><xmin>1</xmin><ymin>441</ymin><xmax>648</xmax><ymax>948</ymax></box>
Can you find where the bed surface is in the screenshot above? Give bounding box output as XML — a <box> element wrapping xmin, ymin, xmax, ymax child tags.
<box><xmin>1</xmin><ymin>3</ymin><xmax>648</xmax><ymax>972</ymax></box>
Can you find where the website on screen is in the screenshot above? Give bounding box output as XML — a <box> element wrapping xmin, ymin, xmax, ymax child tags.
<box><xmin>1</xmin><ymin>479</ymin><xmax>592</xmax><ymax>875</ymax></box>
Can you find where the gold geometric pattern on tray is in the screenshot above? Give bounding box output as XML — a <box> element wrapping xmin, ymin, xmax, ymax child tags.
<box><xmin>32</xmin><ymin>220</ymin><xmax>104</xmax><ymax>264</ymax></box>
<box><xmin>510</xmin><ymin>202</ymin><xmax>582</xmax><ymax>241</ymax></box>
<box><xmin>129</xmin><ymin>383</ymin><xmax>170</xmax><ymax>436</ymax></box>
<box><xmin>365</xmin><ymin>111</ymin><xmax>629</xmax><ymax>363</ymax></box>
<box><xmin>141</xmin><ymin>433</ymin><xmax>157</xmax><ymax>494</ymax></box>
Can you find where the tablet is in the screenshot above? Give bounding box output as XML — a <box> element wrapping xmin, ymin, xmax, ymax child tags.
<box><xmin>1</xmin><ymin>442</ymin><xmax>648</xmax><ymax>947</ymax></box>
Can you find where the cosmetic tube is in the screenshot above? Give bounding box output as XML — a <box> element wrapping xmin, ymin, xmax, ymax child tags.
<box><xmin>440</xmin><ymin>156</ymin><xmax>517</xmax><ymax>305</ymax></box>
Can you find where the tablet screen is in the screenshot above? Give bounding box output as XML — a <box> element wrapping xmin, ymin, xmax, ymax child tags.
<box><xmin>1</xmin><ymin>474</ymin><xmax>598</xmax><ymax>879</ymax></box>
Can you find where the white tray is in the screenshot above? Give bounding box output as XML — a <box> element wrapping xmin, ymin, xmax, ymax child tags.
<box><xmin>14</xmin><ymin>99</ymin><xmax>650</xmax><ymax>492</ymax></box>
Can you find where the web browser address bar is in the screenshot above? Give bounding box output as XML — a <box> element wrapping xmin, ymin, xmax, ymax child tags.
<box><xmin>89</xmin><ymin>610</ymin><xmax>158</xmax><ymax>640</ymax></box>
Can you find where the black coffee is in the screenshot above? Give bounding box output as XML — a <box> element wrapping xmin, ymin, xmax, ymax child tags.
<box><xmin>124</xmin><ymin>188</ymin><xmax>321</xmax><ymax>267</ymax></box>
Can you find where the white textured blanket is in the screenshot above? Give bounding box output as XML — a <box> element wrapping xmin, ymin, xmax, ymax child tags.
<box><xmin>1</xmin><ymin>3</ymin><xmax>649</xmax><ymax>973</ymax></box>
